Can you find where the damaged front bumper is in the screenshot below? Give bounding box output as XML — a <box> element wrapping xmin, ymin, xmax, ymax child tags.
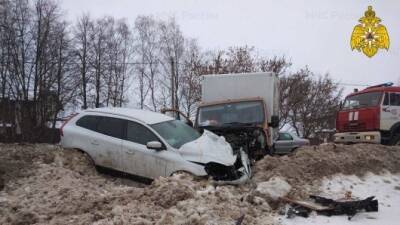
<box><xmin>204</xmin><ymin>149</ymin><xmax>252</xmax><ymax>185</ymax></box>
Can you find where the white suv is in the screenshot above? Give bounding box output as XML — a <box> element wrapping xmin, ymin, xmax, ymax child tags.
<box><xmin>60</xmin><ymin>108</ymin><xmax>250</xmax><ymax>184</ymax></box>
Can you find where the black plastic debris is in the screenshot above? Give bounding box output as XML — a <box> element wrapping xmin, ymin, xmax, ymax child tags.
<box><xmin>282</xmin><ymin>195</ymin><xmax>379</xmax><ymax>220</ymax></box>
<box><xmin>235</xmin><ymin>214</ymin><xmax>245</xmax><ymax>225</ymax></box>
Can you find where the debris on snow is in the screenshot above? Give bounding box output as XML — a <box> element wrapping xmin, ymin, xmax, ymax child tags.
<box><xmin>280</xmin><ymin>173</ymin><xmax>400</xmax><ymax>225</ymax></box>
<box><xmin>283</xmin><ymin>195</ymin><xmax>378</xmax><ymax>220</ymax></box>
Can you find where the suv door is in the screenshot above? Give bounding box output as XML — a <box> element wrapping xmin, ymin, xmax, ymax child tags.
<box><xmin>75</xmin><ymin>115</ymin><xmax>102</xmax><ymax>164</ymax></box>
<box><xmin>121</xmin><ymin>121</ymin><xmax>168</xmax><ymax>179</ymax></box>
<box><xmin>94</xmin><ymin>116</ymin><xmax>125</xmax><ymax>171</ymax></box>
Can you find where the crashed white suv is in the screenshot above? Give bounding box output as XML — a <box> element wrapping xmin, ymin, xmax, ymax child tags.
<box><xmin>60</xmin><ymin>108</ymin><xmax>250</xmax><ymax>184</ymax></box>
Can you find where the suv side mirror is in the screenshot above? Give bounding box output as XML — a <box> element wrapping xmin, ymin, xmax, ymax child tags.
<box><xmin>269</xmin><ymin>115</ymin><xmax>279</xmax><ymax>128</ymax></box>
<box><xmin>146</xmin><ymin>141</ymin><xmax>164</xmax><ymax>151</ymax></box>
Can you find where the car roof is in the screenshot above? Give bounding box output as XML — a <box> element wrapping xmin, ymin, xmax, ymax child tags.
<box><xmin>84</xmin><ymin>107</ymin><xmax>173</xmax><ymax>125</ymax></box>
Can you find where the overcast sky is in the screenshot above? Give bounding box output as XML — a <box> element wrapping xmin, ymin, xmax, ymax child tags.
<box><xmin>60</xmin><ymin>0</ymin><xmax>400</xmax><ymax>95</ymax></box>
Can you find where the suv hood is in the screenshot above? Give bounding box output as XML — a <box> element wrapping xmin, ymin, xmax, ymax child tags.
<box><xmin>178</xmin><ymin>130</ymin><xmax>237</xmax><ymax>165</ymax></box>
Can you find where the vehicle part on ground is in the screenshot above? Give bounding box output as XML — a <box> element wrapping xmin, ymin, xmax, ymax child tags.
<box><xmin>235</xmin><ymin>214</ymin><xmax>245</xmax><ymax>225</ymax></box>
<box><xmin>283</xmin><ymin>195</ymin><xmax>379</xmax><ymax>220</ymax></box>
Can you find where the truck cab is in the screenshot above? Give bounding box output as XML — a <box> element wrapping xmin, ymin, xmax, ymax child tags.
<box><xmin>195</xmin><ymin>72</ymin><xmax>280</xmax><ymax>160</ymax></box>
<box><xmin>334</xmin><ymin>83</ymin><xmax>400</xmax><ymax>145</ymax></box>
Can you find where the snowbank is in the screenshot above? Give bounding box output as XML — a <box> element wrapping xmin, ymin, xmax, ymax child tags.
<box><xmin>253</xmin><ymin>143</ymin><xmax>400</xmax><ymax>198</ymax></box>
<box><xmin>1</xmin><ymin>143</ymin><xmax>400</xmax><ymax>224</ymax></box>
<box><xmin>0</xmin><ymin>144</ymin><xmax>276</xmax><ymax>225</ymax></box>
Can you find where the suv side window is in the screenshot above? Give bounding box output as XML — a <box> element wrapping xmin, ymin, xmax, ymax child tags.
<box><xmin>76</xmin><ymin>115</ymin><xmax>100</xmax><ymax>131</ymax></box>
<box><xmin>126</xmin><ymin>121</ymin><xmax>159</xmax><ymax>145</ymax></box>
<box><xmin>390</xmin><ymin>93</ymin><xmax>400</xmax><ymax>106</ymax></box>
<box><xmin>97</xmin><ymin>116</ymin><xmax>125</xmax><ymax>139</ymax></box>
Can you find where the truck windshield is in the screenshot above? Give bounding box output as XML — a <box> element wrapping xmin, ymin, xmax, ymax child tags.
<box><xmin>151</xmin><ymin>120</ymin><xmax>201</xmax><ymax>149</ymax></box>
<box><xmin>343</xmin><ymin>92</ymin><xmax>382</xmax><ymax>110</ymax></box>
<box><xmin>198</xmin><ymin>101</ymin><xmax>264</xmax><ymax>127</ymax></box>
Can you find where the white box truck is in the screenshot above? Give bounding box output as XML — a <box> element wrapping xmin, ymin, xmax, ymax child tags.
<box><xmin>195</xmin><ymin>72</ymin><xmax>280</xmax><ymax>160</ymax></box>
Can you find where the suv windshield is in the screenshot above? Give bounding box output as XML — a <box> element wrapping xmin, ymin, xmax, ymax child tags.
<box><xmin>151</xmin><ymin>120</ymin><xmax>201</xmax><ymax>149</ymax></box>
<box><xmin>343</xmin><ymin>92</ymin><xmax>382</xmax><ymax>110</ymax></box>
<box><xmin>198</xmin><ymin>101</ymin><xmax>264</xmax><ymax>127</ymax></box>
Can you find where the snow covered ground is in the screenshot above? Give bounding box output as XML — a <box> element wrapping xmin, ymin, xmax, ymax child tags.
<box><xmin>278</xmin><ymin>172</ymin><xmax>400</xmax><ymax>225</ymax></box>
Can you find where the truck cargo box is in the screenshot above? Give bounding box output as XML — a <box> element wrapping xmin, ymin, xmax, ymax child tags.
<box><xmin>201</xmin><ymin>72</ymin><xmax>279</xmax><ymax>122</ymax></box>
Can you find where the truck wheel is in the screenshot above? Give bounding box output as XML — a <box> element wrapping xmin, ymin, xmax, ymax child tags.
<box><xmin>270</xmin><ymin>145</ymin><xmax>276</xmax><ymax>156</ymax></box>
<box><xmin>390</xmin><ymin>135</ymin><xmax>400</xmax><ymax>146</ymax></box>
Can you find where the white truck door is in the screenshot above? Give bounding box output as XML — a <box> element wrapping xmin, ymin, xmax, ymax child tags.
<box><xmin>121</xmin><ymin>121</ymin><xmax>167</xmax><ymax>179</ymax></box>
<box><xmin>94</xmin><ymin>117</ymin><xmax>124</xmax><ymax>171</ymax></box>
<box><xmin>381</xmin><ymin>92</ymin><xmax>400</xmax><ymax>131</ymax></box>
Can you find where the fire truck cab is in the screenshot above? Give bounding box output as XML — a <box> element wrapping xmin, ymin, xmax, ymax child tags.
<box><xmin>334</xmin><ymin>83</ymin><xmax>400</xmax><ymax>145</ymax></box>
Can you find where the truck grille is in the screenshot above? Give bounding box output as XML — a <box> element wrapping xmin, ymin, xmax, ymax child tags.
<box><xmin>343</xmin><ymin>122</ymin><xmax>366</xmax><ymax>132</ymax></box>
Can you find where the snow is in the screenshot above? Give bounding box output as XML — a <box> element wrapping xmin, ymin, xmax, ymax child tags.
<box><xmin>256</xmin><ymin>176</ymin><xmax>292</xmax><ymax>200</ymax></box>
<box><xmin>278</xmin><ymin>172</ymin><xmax>400</xmax><ymax>225</ymax></box>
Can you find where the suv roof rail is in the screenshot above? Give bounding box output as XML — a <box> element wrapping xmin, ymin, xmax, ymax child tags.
<box><xmin>366</xmin><ymin>82</ymin><xmax>394</xmax><ymax>89</ymax></box>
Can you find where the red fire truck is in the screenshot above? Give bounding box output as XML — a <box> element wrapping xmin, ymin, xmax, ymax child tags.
<box><xmin>334</xmin><ymin>82</ymin><xmax>400</xmax><ymax>145</ymax></box>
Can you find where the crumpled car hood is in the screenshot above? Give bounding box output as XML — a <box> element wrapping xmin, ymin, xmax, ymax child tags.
<box><xmin>179</xmin><ymin>130</ymin><xmax>237</xmax><ymax>165</ymax></box>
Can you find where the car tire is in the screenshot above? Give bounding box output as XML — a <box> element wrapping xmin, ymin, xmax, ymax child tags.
<box><xmin>76</xmin><ymin>149</ymin><xmax>96</xmax><ymax>167</ymax></box>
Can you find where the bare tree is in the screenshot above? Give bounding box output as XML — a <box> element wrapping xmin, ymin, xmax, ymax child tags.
<box><xmin>180</xmin><ymin>39</ymin><xmax>203</xmax><ymax>118</ymax></box>
<box><xmin>259</xmin><ymin>56</ymin><xmax>292</xmax><ymax>76</ymax></box>
<box><xmin>159</xmin><ymin>17</ymin><xmax>184</xmax><ymax>111</ymax></box>
<box><xmin>73</xmin><ymin>14</ymin><xmax>93</xmax><ymax>109</ymax></box>
<box><xmin>89</xmin><ymin>17</ymin><xmax>108</xmax><ymax>108</ymax></box>
<box><xmin>115</xmin><ymin>19</ymin><xmax>133</xmax><ymax>107</ymax></box>
<box><xmin>280</xmin><ymin>68</ymin><xmax>342</xmax><ymax>138</ymax></box>
<box><xmin>32</xmin><ymin>0</ymin><xmax>63</xmax><ymax>127</ymax></box>
<box><xmin>50</xmin><ymin>21</ymin><xmax>79</xmax><ymax>132</ymax></box>
<box><xmin>133</xmin><ymin>16</ymin><xmax>162</xmax><ymax>111</ymax></box>
<box><xmin>100</xmin><ymin>17</ymin><xmax>132</xmax><ymax>107</ymax></box>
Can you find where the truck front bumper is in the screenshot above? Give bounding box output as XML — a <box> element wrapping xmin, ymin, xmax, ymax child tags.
<box><xmin>334</xmin><ymin>131</ymin><xmax>381</xmax><ymax>144</ymax></box>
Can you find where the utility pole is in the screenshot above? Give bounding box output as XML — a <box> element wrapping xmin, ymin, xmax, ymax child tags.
<box><xmin>170</xmin><ymin>57</ymin><xmax>175</xmax><ymax>109</ymax></box>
